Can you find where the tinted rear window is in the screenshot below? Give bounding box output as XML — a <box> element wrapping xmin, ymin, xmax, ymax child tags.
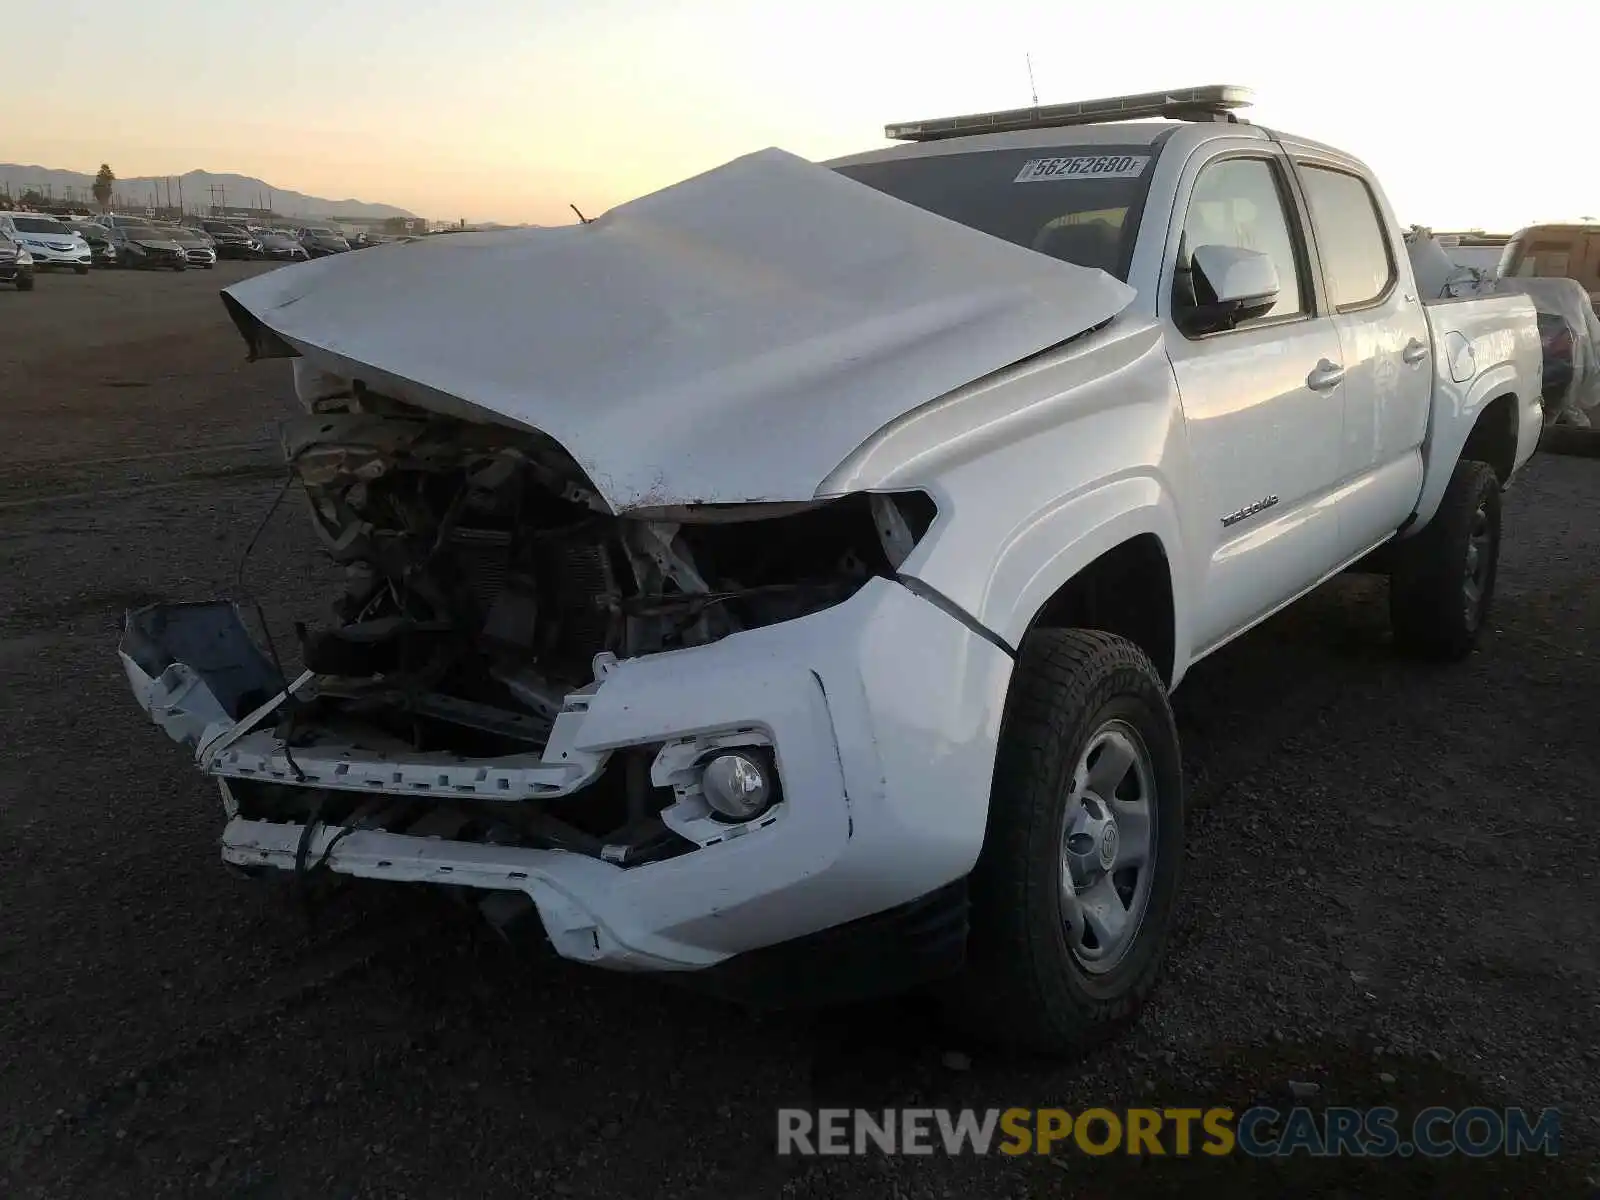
<box><xmin>1297</xmin><ymin>165</ymin><xmax>1396</xmax><ymax>310</ymax></box>
<box><xmin>833</xmin><ymin>145</ymin><xmax>1157</xmax><ymax>281</ymax></box>
<box><xmin>1499</xmin><ymin>231</ymin><xmax>1600</xmax><ymax>287</ymax></box>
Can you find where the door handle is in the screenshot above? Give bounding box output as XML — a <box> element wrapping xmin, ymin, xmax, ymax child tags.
<box><xmin>1306</xmin><ymin>359</ymin><xmax>1345</xmax><ymax>391</ymax></box>
<box><xmin>1402</xmin><ymin>338</ymin><xmax>1429</xmax><ymax>364</ymax></box>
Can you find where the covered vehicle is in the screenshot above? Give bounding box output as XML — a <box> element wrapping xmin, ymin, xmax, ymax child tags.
<box><xmin>123</xmin><ymin>86</ymin><xmax>1541</xmax><ymax>1052</ymax></box>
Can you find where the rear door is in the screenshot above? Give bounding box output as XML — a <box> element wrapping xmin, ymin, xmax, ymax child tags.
<box><xmin>1161</xmin><ymin>144</ymin><xmax>1347</xmax><ymax>654</ymax></box>
<box><xmin>1292</xmin><ymin>159</ymin><xmax>1430</xmax><ymax>557</ymax></box>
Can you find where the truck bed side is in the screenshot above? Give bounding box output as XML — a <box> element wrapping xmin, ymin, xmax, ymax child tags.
<box><xmin>1411</xmin><ymin>292</ymin><xmax>1543</xmax><ymax>532</ymax></box>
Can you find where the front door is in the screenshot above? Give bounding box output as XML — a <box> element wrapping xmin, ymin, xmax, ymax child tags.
<box><xmin>1163</xmin><ymin>149</ymin><xmax>1346</xmax><ymax>655</ymax></box>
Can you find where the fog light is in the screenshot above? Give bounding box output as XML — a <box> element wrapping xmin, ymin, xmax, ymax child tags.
<box><xmin>701</xmin><ymin>752</ymin><xmax>771</xmax><ymax>821</ymax></box>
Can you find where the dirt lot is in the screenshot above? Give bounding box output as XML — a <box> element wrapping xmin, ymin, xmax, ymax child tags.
<box><xmin>2</xmin><ymin>263</ymin><xmax>1597</xmax><ymax>1199</ymax></box>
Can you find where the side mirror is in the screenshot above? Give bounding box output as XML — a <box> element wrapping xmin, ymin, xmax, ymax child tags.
<box><xmin>1185</xmin><ymin>244</ymin><xmax>1281</xmax><ymax>333</ymax></box>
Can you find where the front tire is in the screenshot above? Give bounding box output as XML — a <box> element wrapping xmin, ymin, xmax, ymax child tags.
<box><xmin>74</xmin><ymin>264</ymin><xmax>89</xmax><ymax>275</ymax></box>
<box><xmin>15</xmin><ymin>272</ymin><xmax>34</xmax><ymax>292</ymax></box>
<box><xmin>944</xmin><ymin>629</ymin><xmax>1184</xmax><ymax>1054</ymax></box>
<box><xmin>1390</xmin><ymin>459</ymin><xmax>1501</xmax><ymax>660</ymax></box>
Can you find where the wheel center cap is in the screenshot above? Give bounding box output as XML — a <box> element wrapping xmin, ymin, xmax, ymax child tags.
<box><xmin>1098</xmin><ymin>823</ymin><xmax>1119</xmax><ymax>870</ymax></box>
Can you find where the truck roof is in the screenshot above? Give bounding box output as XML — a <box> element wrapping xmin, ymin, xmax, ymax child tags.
<box><xmin>826</xmin><ymin>84</ymin><xmax>1367</xmax><ymax>178</ymax></box>
<box><xmin>827</xmin><ymin>117</ymin><xmax>1369</xmax><ymax>185</ymax></box>
<box><xmin>826</xmin><ymin>120</ymin><xmax>1225</xmax><ymax>168</ymax></box>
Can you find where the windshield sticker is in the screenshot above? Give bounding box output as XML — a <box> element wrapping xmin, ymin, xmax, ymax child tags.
<box><xmin>1014</xmin><ymin>155</ymin><xmax>1150</xmax><ymax>183</ymax></box>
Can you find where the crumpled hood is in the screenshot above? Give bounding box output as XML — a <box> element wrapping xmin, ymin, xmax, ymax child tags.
<box><xmin>222</xmin><ymin>147</ymin><xmax>1134</xmax><ymax>512</ymax></box>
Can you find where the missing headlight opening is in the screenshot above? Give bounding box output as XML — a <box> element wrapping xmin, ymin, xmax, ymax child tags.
<box><xmin>222</xmin><ymin>396</ymin><xmax>936</xmax><ymax>866</ymax></box>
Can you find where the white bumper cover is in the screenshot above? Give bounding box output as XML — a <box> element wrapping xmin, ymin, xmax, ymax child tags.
<box><xmin>177</xmin><ymin>578</ymin><xmax>1012</xmax><ymax>971</ymax></box>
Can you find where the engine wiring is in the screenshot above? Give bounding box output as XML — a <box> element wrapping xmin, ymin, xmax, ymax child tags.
<box><xmin>233</xmin><ymin>445</ymin><xmax>311</xmax><ymax>782</ymax></box>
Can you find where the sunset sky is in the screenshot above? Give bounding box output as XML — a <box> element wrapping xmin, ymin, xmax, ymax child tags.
<box><xmin>12</xmin><ymin>0</ymin><xmax>1592</xmax><ymax>229</ymax></box>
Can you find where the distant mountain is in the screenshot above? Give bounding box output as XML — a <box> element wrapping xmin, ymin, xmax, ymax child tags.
<box><xmin>0</xmin><ymin>165</ymin><xmax>416</xmax><ymax>220</ymax></box>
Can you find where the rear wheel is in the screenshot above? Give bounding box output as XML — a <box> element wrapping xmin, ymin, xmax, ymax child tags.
<box><xmin>944</xmin><ymin>629</ymin><xmax>1183</xmax><ymax>1054</ymax></box>
<box><xmin>1390</xmin><ymin>459</ymin><xmax>1501</xmax><ymax>660</ymax></box>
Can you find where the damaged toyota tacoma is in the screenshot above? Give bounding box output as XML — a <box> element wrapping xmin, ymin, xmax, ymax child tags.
<box><xmin>122</xmin><ymin>85</ymin><xmax>1543</xmax><ymax>1052</ymax></box>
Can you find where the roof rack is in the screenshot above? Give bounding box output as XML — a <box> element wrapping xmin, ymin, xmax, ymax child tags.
<box><xmin>885</xmin><ymin>84</ymin><xmax>1253</xmax><ymax>143</ymax></box>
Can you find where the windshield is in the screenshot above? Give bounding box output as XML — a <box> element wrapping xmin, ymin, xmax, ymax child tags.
<box><xmin>71</xmin><ymin>223</ymin><xmax>108</xmax><ymax>237</ymax></box>
<box><xmin>832</xmin><ymin>144</ymin><xmax>1157</xmax><ymax>281</ymax></box>
<box><xmin>306</xmin><ymin>228</ymin><xmax>340</xmax><ymax>238</ymax></box>
<box><xmin>13</xmin><ymin>217</ymin><xmax>71</xmax><ymax>235</ymax></box>
<box><xmin>166</xmin><ymin>228</ymin><xmax>205</xmax><ymax>241</ymax></box>
<box><xmin>204</xmin><ymin>223</ymin><xmax>245</xmax><ymax>235</ymax></box>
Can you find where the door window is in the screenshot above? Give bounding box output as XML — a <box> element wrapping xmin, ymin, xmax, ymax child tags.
<box><xmin>1173</xmin><ymin>157</ymin><xmax>1307</xmax><ymax>328</ymax></box>
<box><xmin>1298</xmin><ymin>166</ymin><xmax>1396</xmax><ymax>310</ymax></box>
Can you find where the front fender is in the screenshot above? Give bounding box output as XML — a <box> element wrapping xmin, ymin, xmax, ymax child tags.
<box><xmin>920</xmin><ymin>472</ymin><xmax>1188</xmax><ymax>659</ymax></box>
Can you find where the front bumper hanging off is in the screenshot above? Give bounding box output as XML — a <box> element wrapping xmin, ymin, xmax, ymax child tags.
<box><xmin>121</xmin><ymin>577</ymin><xmax>1013</xmax><ymax>978</ymax></box>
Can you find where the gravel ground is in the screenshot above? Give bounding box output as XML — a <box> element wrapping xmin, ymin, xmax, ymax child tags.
<box><xmin>1</xmin><ymin>263</ymin><xmax>1597</xmax><ymax>1199</ymax></box>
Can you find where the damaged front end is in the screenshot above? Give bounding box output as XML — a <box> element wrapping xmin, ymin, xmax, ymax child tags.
<box><xmin>119</xmin><ymin>390</ymin><xmax>975</xmax><ymax>972</ymax></box>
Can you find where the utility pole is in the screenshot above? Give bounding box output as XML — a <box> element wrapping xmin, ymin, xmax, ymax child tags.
<box><xmin>178</xmin><ymin>176</ymin><xmax>184</xmax><ymax>214</ymax></box>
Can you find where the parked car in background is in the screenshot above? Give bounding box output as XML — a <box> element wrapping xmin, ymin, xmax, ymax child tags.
<box><xmin>163</xmin><ymin>225</ymin><xmax>218</xmax><ymax>269</ymax></box>
<box><xmin>105</xmin><ymin>223</ymin><xmax>187</xmax><ymax>270</ymax></box>
<box><xmin>298</xmin><ymin>226</ymin><xmax>350</xmax><ymax>257</ymax></box>
<box><xmin>0</xmin><ymin>233</ymin><xmax>34</xmax><ymax>290</ymax></box>
<box><xmin>195</xmin><ymin>220</ymin><xmax>258</xmax><ymax>260</ymax></box>
<box><xmin>1498</xmin><ymin>223</ymin><xmax>1600</xmax><ymax>307</ymax></box>
<box><xmin>67</xmin><ymin>221</ymin><xmax>120</xmax><ymax>268</ymax></box>
<box><xmin>252</xmin><ymin>229</ymin><xmax>309</xmax><ymax>262</ymax></box>
<box><xmin>0</xmin><ymin>212</ymin><xmax>92</xmax><ymax>274</ymax></box>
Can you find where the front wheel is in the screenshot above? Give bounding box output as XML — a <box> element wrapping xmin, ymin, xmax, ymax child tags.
<box><xmin>1390</xmin><ymin>459</ymin><xmax>1501</xmax><ymax>660</ymax></box>
<box><xmin>15</xmin><ymin>272</ymin><xmax>34</xmax><ymax>292</ymax></box>
<box><xmin>943</xmin><ymin>629</ymin><xmax>1184</xmax><ymax>1054</ymax></box>
<box><xmin>74</xmin><ymin>264</ymin><xmax>90</xmax><ymax>275</ymax></box>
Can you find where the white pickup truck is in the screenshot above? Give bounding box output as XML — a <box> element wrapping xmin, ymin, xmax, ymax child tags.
<box><xmin>122</xmin><ymin>85</ymin><xmax>1542</xmax><ymax>1053</ymax></box>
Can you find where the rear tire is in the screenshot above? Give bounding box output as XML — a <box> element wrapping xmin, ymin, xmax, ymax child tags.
<box><xmin>1390</xmin><ymin>459</ymin><xmax>1501</xmax><ymax>660</ymax></box>
<box><xmin>943</xmin><ymin>629</ymin><xmax>1183</xmax><ymax>1054</ymax></box>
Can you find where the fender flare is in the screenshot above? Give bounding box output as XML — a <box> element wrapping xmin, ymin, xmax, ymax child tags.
<box><xmin>1411</xmin><ymin>361</ymin><xmax>1523</xmax><ymax>533</ymax></box>
<box><xmin>943</xmin><ymin>472</ymin><xmax>1191</xmax><ymax>677</ymax></box>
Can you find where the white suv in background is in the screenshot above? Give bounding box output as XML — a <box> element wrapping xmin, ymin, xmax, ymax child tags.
<box><xmin>0</xmin><ymin>213</ymin><xmax>92</xmax><ymax>274</ymax></box>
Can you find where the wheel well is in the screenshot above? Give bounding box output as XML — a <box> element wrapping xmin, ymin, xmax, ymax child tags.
<box><xmin>1030</xmin><ymin>534</ymin><xmax>1175</xmax><ymax>686</ymax></box>
<box><xmin>1462</xmin><ymin>394</ymin><xmax>1518</xmax><ymax>483</ymax></box>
